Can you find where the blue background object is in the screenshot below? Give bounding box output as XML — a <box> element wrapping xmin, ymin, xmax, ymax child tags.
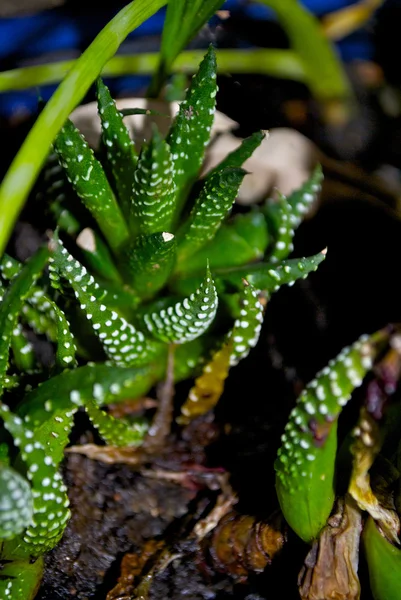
<box><xmin>0</xmin><ymin>0</ymin><xmax>374</xmax><ymax>119</ymax></box>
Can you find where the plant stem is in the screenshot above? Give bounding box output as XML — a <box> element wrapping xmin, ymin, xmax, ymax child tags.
<box><xmin>0</xmin><ymin>49</ymin><xmax>305</xmax><ymax>93</ymax></box>
<box><xmin>0</xmin><ymin>0</ymin><xmax>167</xmax><ymax>259</ymax></box>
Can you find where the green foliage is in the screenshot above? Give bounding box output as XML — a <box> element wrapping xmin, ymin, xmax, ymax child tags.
<box><xmin>275</xmin><ymin>330</ymin><xmax>388</xmax><ymax>542</ymax></box>
<box><xmin>363</xmin><ymin>516</ymin><xmax>401</xmax><ymax>600</ymax></box>
<box><xmin>0</xmin><ymin>46</ymin><xmax>329</xmax><ymax>598</ymax></box>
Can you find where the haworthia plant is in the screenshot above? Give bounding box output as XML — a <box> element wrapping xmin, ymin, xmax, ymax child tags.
<box><xmin>275</xmin><ymin>330</ymin><xmax>388</xmax><ymax>543</ymax></box>
<box><xmin>0</xmin><ymin>46</ymin><xmax>332</xmax><ymax>598</ymax></box>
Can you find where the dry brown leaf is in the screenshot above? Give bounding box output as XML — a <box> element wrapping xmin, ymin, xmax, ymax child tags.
<box><xmin>298</xmin><ymin>496</ymin><xmax>362</xmax><ymax>600</ymax></box>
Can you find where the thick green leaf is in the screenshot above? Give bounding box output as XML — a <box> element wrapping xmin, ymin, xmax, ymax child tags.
<box><xmin>175</xmin><ymin>211</ymin><xmax>269</xmax><ymax>275</ymax></box>
<box><xmin>267</xmin><ymin>194</ymin><xmax>294</xmax><ymax>263</ymax></box>
<box><xmin>142</xmin><ymin>264</ymin><xmax>218</xmax><ymax>344</ymax></box>
<box><xmin>130</xmin><ymin>126</ymin><xmax>176</xmax><ymax>235</ymax></box>
<box><xmin>85</xmin><ymin>397</ymin><xmax>148</xmax><ymax>446</ymax></box>
<box><xmin>0</xmin><ymin>0</ymin><xmax>168</xmax><ymax>259</ymax></box>
<box><xmin>11</xmin><ymin>324</ymin><xmax>35</xmax><ymax>373</ymax></box>
<box><xmin>0</xmin><ymin>556</ymin><xmax>43</xmax><ymax>600</ymax></box>
<box><xmin>363</xmin><ymin>516</ymin><xmax>401</xmax><ymax>600</ymax></box>
<box><xmin>275</xmin><ymin>331</ymin><xmax>388</xmax><ymax>542</ymax></box>
<box><xmin>96</xmin><ymin>78</ymin><xmax>138</xmax><ymax>222</ymax></box>
<box><xmin>178</xmin><ymin>281</ymin><xmax>264</xmax><ymax>423</ymax></box>
<box><xmin>219</xmin><ymin>249</ymin><xmax>327</xmax><ymax>292</ymax></box>
<box><xmin>76</xmin><ymin>227</ymin><xmax>123</xmax><ymax>284</ymax></box>
<box><xmin>50</xmin><ymin>236</ymin><xmax>161</xmax><ymax>366</ymax></box>
<box><xmin>0</xmin><ymin>465</ymin><xmax>33</xmax><ymax>541</ymax></box>
<box><xmin>227</xmin><ymin>281</ymin><xmax>265</xmax><ymax>366</ymax></box>
<box><xmin>17</xmin><ymin>364</ymin><xmax>158</xmax><ymax>427</ymax></box>
<box><xmin>176</xmin><ymin>168</ymin><xmax>247</xmax><ymax>266</ymax></box>
<box><xmin>0</xmin><ymin>402</ymin><xmax>70</xmax><ymax>556</ymax></box>
<box><xmin>206</xmin><ymin>130</ymin><xmax>266</xmax><ymax>178</ymax></box>
<box><xmin>0</xmin><ymin>248</ymin><xmax>48</xmax><ymax>394</ymax></box>
<box><xmin>167</xmin><ymin>45</ymin><xmax>217</xmax><ymax>220</ymax></box>
<box><xmin>287</xmin><ymin>164</ymin><xmax>323</xmax><ymax>227</ymax></box>
<box><xmin>53</xmin><ymin>119</ymin><xmax>129</xmax><ymax>252</ymax></box>
<box><xmin>121</xmin><ymin>231</ymin><xmax>176</xmax><ymax>299</ymax></box>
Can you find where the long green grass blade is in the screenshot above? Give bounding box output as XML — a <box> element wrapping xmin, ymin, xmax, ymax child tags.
<box><xmin>0</xmin><ymin>0</ymin><xmax>167</xmax><ymax>259</ymax></box>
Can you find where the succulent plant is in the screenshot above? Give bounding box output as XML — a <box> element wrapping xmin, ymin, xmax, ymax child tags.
<box><xmin>0</xmin><ymin>46</ymin><xmax>327</xmax><ymax>598</ymax></box>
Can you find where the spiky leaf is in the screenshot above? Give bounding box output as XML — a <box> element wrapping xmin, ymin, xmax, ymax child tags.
<box><xmin>85</xmin><ymin>397</ymin><xmax>148</xmax><ymax>447</ymax></box>
<box><xmin>0</xmin><ymin>557</ymin><xmax>43</xmax><ymax>600</ymax></box>
<box><xmin>130</xmin><ymin>126</ymin><xmax>176</xmax><ymax>235</ymax></box>
<box><xmin>121</xmin><ymin>231</ymin><xmax>176</xmax><ymax>299</ymax></box>
<box><xmin>142</xmin><ymin>264</ymin><xmax>218</xmax><ymax>343</ymax></box>
<box><xmin>268</xmin><ymin>194</ymin><xmax>294</xmax><ymax>263</ymax></box>
<box><xmin>53</xmin><ymin>119</ymin><xmax>129</xmax><ymax>252</ymax></box>
<box><xmin>49</xmin><ymin>236</ymin><xmax>160</xmax><ymax>366</ymax></box>
<box><xmin>220</xmin><ymin>249</ymin><xmax>327</xmax><ymax>292</ymax></box>
<box><xmin>0</xmin><ymin>465</ymin><xmax>33</xmax><ymax>540</ymax></box>
<box><xmin>11</xmin><ymin>324</ymin><xmax>35</xmax><ymax>373</ymax></box>
<box><xmin>0</xmin><ymin>248</ymin><xmax>48</xmax><ymax>394</ymax></box>
<box><xmin>0</xmin><ymin>403</ymin><xmax>70</xmax><ymax>556</ymax></box>
<box><xmin>275</xmin><ymin>330</ymin><xmax>388</xmax><ymax>542</ymax></box>
<box><xmin>167</xmin><ymin>45</ymin><xmax>217</xmax><ymax>219</ymax></box>
<box><xmin>287</xmin><ymin>164</ymin><xmax>323</xmax><ymax>227</ymax></box>
<box><xmin>17</xmin><ymin>364</ymin><xmax>158</xmax><ymax>427</ymax></box>
<box><xmin>76</xmin><ymin>227</ymin><xmax>122</xmax><ymax>284</ymax></box>
<box><xmin>178</xmin><ymin>280</ymin><xmax>264</xmax><ymax>423</ymax></box>
<box><xmin>96</xmin><ymin>78</ymin><xmax>138</xmax><ymax>221</ymax></box>
<box><xmin>176</xmin><ymin>211</ymin><xmax>269</xmax><ymax>276</ymax></box>
<box><xmin>206</xmin><ymin>130</ymin><xmax>266</xmax><ymax>177</ymax></box>
<box><xmin>176</xmin><ymin>168</ymin><xmax>247</xmax><ymax>266</ymax></box>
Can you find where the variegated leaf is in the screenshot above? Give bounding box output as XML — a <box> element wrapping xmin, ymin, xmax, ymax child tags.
<box><xmin>0</xmin><ymin>556</ymin><xmax>43</xmax><ymax>600</ymax></box>
<box><xmin>49</xmin><ymin>236</ymin><xmax>160</xmax><ymax>367</ymax></box>
<box><xmin>0</xmin><ymin>465</ymin><xmax>33</xmax><ymax>540</ymax></box>
<box><xmin>130</xmin><ymin>126</ymin><xmax>176</xmax><ymax>235</ymax></box>
<box><xmin>221</xmin><ymin>249</ymin><xmax>327</xmax><ymax>292</ymax></box>
<box><xmin>275</xmin><ymin>329</ymin><xmax>388</xmax><ymax>542</ymax></box>
<box><xmin>0</xmin><ymin>248</ymin><xmax>48</xmax><ymax>395</ymax></box>
<box><xmin>142</xmin><ymin>264</ymin><xmax>218</xmax><ymax>344</ymax></box>
<box><xmin>205</xmin><ymin>130</ymin><xmax>266</xmax><ymax>178</ymax></box>
<box><xmin>85</xmin><ymin>397</ymin><xmax>148</xmax><ymax>447</ymax></box>
<box><xmin>176</xmin><ymin>211</ymin><xmax>269</xmax><ymax>275</ymax></box>
<box><xmin>96</xmin><ymin>78</ymin><xmax>138</xmax><ymax>222</ymax></box>
<box><xmin>17</xmin><ymin>364</ymin><xmax>158</xmax><ymax>428</ymax></box>
<box><xmin>53</xmin><ymin>119</ymin><xmax>129</xmax><ymax>252</ymax></box>
<box><xmin>178</xmin><ymin>280</ymin><xmax>264</xmax><ymax>423</ymax></box>
<box><xmin>121</xmin><ymin>231</ymin><xmax>176</xmax><ymax>299</ymax></box>
<box><xmin>10</xmin><ymin>324</ymin><xmax>35</xmax><ymax>373</ymax></box>
<box><xmin>0</xmin><ymin>402</ymin><xmax>70</xmax><ymax>556</ymax></box>
<box><xmin>176</xmin><ymin>167</ymin><xmax>247</xmax><ymax>266</ymax></box>
<box><xmin>268</xmin><ymin>194</ymin><xmax>294</xmax><ymax>263</ymax></box>
<box><xmin>287</xmin><ymin>164</ymin><xmax>323</xmax><ymax>227</ymax></box>
<box><xmin>167</xmin><ymin>44</ymin><xmax>217</xmax><ymax>220</ymax></box>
